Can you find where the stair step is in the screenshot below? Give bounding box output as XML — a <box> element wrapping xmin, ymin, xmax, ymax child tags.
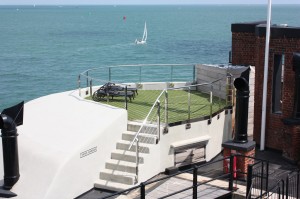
<box><xmin>111</xmin><ymin>149</ymin><xmax>144</xmax><ymax>164</ymax></box>
<box><xmin>105</xmin><ymin>159</ymin><xmax>137</xmax><ymax>174</ymax></box>
<box><xmin>117</xmin><ymin>140</ymin><xmax>150</xmax><ymax>153</ymax></box>
<box><xmin>127</xmin><ymin>122</ymin><xmax>158</xmax><ymax>133</ymax></box>
<box><xmin>94</xmin><ymin>179</ymin><xmax>133</xmax><ymax>192</ymax></box>
<box><xmin>122</xmin><ymin>131</ymin><xmax>157</xmax><ymax>144</ymax></box>
<box><xmin>100</xmin><ymin>169</ymin><xmax>137</xmax><ymax>185</ymax></box>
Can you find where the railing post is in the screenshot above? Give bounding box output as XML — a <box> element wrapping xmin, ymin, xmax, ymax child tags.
<box><xmin>140</xmin><ymin>182</ymin><xmax>145</xmax><ymax>199</ymax></box>
<box><xmin>188</xmin><ymin>87</ymin><xmax>191</xmax><ymax>122</ymax></box>
<box><xmin>89</xmin><ymin>79</ymin><xmax>93</xmax><ymax>97</ymax></box>
<box><xmin>136</xmin><ymin>138</ymin><xmax>139</xmax><ymax>183</ymax></box>
<box><xmin>219</xmin><ymin>80</ymin><xmax>221</xmax><ymax>110</ymax></box>
<box><xmin>261</xmin><ymin>162</ymin><xmax>264</xmax><ymax>197</ymax></box>
<box><xmin>157</xmin><ymin>101</ymin><xmax>160</xmax><ymax>143</ymax></box>
<box><xmin>286</xmin><ymin>174</ymin><xmax>289</xmax><ymax>199</ymax></box>
<box><xmin>171</xmin><ymin>65</ymin><xmax>173</xmax><ymax>82</ymax></box>
<box><xmin>109</xmin><ymin>67</ymin><xmax>111</xmax><ymax>82</ymax></box>
<box><xmin>78</xmin><ymin>75</ymin><xmax>81</xmax><ymax>97</ymax></box>
<box><xmin>125</xmin><ymin>85</ymin><xmax>128</xmax><ymax>110</ymax></box>
<box><xmin>281</xmin><ymin>180</ymin><xmax>285</xmax><ymax>199</ymax></box>
<box><xmin>86</xmin><ymin>71</ymin><xmax>89</xmax><ymax>88</ymax></box>
<box><xmin>193</xmin><ymin>166</ymin><xmax>198</xmax><ymax>199</ymax></box>
<box><xmin>229</xmin><ymin>155</ymin><xmax>234</xmax><ymax>191</ymax></box>
<box><xmin>246</xmin><ymin>164</ymin><xmax>253</xmax><ymax>198</ymax></box>
<box><xmin>193</xmin><ymin>64</ymin><xmax>196</xmax><ymax>83</ymax></box>
<box><xmin>226</xmin><ymin>74</ymin><xmax>230</xmax><ymax>107</ymax></box>
<box><xmin>266</xmin><ymin>161</ymin><xmax>269</xmax><ymax>195</ymax></box>
<box><xmin>139</xmin><ymin>66</ymin><xmax>142</xmax><ymax>83</ymax></box>
<box><xmin>297</xmin><ymin>170</ymin><xmax>300</xmax><ymax>199</ymax></box>
<box><xmin>164</xmin><ymin>91</ymin><xmax>168</xmax><ymax>133</ymax></box>
<box><xmin>209</xmin><ymin>85</ymin><xmax>213</xmax><ymax>123</ymax></box>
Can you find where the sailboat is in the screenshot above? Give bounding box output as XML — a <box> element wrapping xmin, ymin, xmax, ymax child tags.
<box><xmin>135</xmin><ymin>22</ymin><xmax>147</xmax><ymax>45</ymax></box>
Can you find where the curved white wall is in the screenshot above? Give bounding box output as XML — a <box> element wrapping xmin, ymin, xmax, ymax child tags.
<box><xmin>0</xmin><ymin>90</ymin><xmax>127</xmax><ymax>199</ymax></box>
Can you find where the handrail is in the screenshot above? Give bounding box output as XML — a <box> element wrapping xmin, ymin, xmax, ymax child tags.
<box><xmin>126</xmin><ymin>77</ymin><xmax>232</xmax><ymax>183</ymax></box>
<box><xmin>128</xmin><ymin>89</ymin><xmax>166</xmax><ymax>150</ymax></box>
<box><xmin>127</xmin><ymin>80</ymin><xmax>225</xmax><ymax>150</ymax></box>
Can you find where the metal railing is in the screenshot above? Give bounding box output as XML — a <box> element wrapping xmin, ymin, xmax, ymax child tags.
<box><xmin>127</xmin><ymin>77</ymin><xmax>233</xmax><ymax>183</ymax></box>
<box><xmin>101</xmin><ymin>155</ymin><xmax>235</xmax><ymax>199</ymax></box>
<box><xmin>78</xmin><ymin>64</ymin><xmax>234</xmax><ymax>186</ymax></box>
<box><xmin>286</xmin><ymin>170</ymin><xmax>300</xmax><ymax>199</ymax></box>
<box><xmin>246</xmin><ymin>160</ymin><xmax>269</xmax><ymax>198</ymax></box>
<box><xmin>78</xmin><ymin>64</ymin><xmax>196</xmax><ymax>97</ymax></box>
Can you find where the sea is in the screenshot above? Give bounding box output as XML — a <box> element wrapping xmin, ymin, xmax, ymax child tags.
<box><xmin>1</xmin><ymin>4</ymin><xmax>300</xmax><ymax>111</ymax></box>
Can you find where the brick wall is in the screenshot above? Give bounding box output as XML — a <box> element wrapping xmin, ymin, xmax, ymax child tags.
<box><xmin>231</xmin><ymin>22</ymin><xmax>300</xmax><ymax>161</ymax></box>
<box><xmin>232</xmin><ymin>32</ymin><xmax>257</xmax><ymax>66</ymax></box>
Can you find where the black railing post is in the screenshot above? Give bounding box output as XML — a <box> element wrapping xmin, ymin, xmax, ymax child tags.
<box><xmin>286</xmin><ymin>174</ymin><xmax>289</xmax><ymax>199</ymax></box>
<box><xmin>140</xmin><ymin>183</ymin><xmax>145</xmax><ymax>199</ymax></box>
<box><xmin>261</xmin><ymin>162</ymin><xmax>264</xmax><ymax>197</ymax></box>
<box><xmin>193</xmin><ymin>166</ymin><xmax>198</xmax><ymax>199</ymax></box>
<box><xmin>229</xmin><ymin>155</ymin><xmax>234</xmax><ymax>191</ymax></box>
<box><xmin>266</xmin><ymin>161</ymin><xmax>269</xmax><ymax>195</ymax></box>
<box><xmin>297</xmin><ymin>170</ymin><xmax>300</xmax><ymax>199</ymax></box>
<box><xmin>246</xmin><ymin>164</ymin><xmax>253</xmax><ymax>198</ymax></box>
<box><xmin>281</xmin><ymin>180</ymin><xmax>285</xmax><ymax>199</ymax></box>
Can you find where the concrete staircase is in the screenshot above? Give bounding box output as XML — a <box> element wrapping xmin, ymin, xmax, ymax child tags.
<box><xmin>94</xmin><ymin>122</ymin><xmax>158</xmax><ymax>192</ymax></box>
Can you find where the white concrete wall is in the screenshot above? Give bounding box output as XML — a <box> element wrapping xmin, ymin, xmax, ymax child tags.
<box><xmin>135</xmin><ymin>110</ymin><xmax>232</xmax><ymax>184</ymax></box>
<box><xmin>0</xmin><ymin>90</ymin><xmax>127</xmax><ymax>199</ymax></box>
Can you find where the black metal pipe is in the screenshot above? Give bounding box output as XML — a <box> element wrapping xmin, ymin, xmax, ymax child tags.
<box><xmin>193</xmin><ymin>166</ymin><xmax>197</xmax><ymax>199</ymax></box>
<box><xmin>0</xmin><ymin>114</ymin><xmax>20</xmax><ymax>190</ymax></box>
<box><xmin>233</xmin><ymin>77</ymin><xmax>250</xmax><ymax>143</ymax></box>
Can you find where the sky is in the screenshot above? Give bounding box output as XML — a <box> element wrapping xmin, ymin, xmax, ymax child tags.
<box><xmin>0</xmin><ymin>0</ymin><xmax>299</xmax><ymax>5</ymax></box>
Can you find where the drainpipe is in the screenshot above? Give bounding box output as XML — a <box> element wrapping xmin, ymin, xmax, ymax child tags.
<box><xmin>261</xmin><ymin>0</ymin><xmax>272</xmax><ymax>151</ymax></box>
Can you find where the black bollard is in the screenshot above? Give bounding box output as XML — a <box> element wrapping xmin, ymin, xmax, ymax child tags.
<box><xmin>0</xmin><ymin>101</ymin><xmax>23</xmax><ymax>190</ymax></box>
<box><xmin>0</xmin><ymin>114</ymin><xmax>20</xmax><ymax>190</ymax></box>
<box><xmin>233</xmin><ymin>77</ymin><xmax>249</xmax><ymax>143</ymax></box>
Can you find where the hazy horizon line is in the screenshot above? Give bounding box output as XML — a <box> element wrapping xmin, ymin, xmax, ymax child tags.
<box><xmin>0</xmin><ymin>3</ymin><xmax>299</xmax><ymax>5</ymax></box>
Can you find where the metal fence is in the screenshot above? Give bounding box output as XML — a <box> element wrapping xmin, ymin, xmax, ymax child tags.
<box><xmin>286</xmin><ymin>170</ymin><xmax>300</xmax><ymax>199</ymax></box>
<box><xmin>101</xmin><ymin>156</ymin><xmax>235</xmax><ymax>199</ymax></box>
<box><xmin>246</xmin><ymin>160</ymin><xmax>269</xmax><ymax>199</ymax></box>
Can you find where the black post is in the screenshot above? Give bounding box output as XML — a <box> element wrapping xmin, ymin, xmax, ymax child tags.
<box><xmin>140</xmin><ymin>183</ymin><xmax>145</xmax><ymax>199</ymax></box>
<box><xmin>233</xmin><ymin>77</ymin><xmax>249</xmax><ymax>143</ymax></box>
<box><xmin>193</xmin><ymin>166</ymin><xmax>198</xmax><ymax>199</ymax></box>
<box><xmin>266</xmin><ymin>162</ymin><xmax>269</xmax><ymax>195</ymax></box>
<box><xmin>246</xmin><ymin>164</ymin><xmax>253</xmax><ymax>198</ymax></box>
<box><xmin>229</xmin><ymin>155</ymin><xmax>234</xmax><ymax>191</ymax></box>
<box><xmin>0</xmin><ymin>115</ymin><xmax>20</xmax><ymax>190</ymax></box>
<box><xmin>260</xmin><ymin>162</ymin><xmax>264</xmax><ymax>197</ymax></box>
<box><xmin>296</xmin><ymin>170</ymin><xmax>299</xmax><ymax>199</ymax></box>
<box><xmin>125</xmin><ymin>85</ymin><xmax>128</xmax><ymax>110</ymax></box>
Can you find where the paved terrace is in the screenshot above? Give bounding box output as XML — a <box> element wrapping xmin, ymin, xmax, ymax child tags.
<box><xmin>78</xmin><ymin>146</ymin><xmax>299</xmax><ymax>199</ymax></box>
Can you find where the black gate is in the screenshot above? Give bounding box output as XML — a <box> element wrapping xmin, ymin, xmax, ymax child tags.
<box><xmin>246</xmin><ymin>160</ymin><xmax>269</xmax><ymax>198</ymax></box>
<box><xmin>286</xmin><ymin>170</ymin><xmax>300</xmax><ymax>199</ymax></box>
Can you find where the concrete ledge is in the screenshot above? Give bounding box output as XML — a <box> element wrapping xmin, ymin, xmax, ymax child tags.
<box><xmin>171</xmin><ymin>135</ymin><xmax>210</xmax><ymax>150</ymax></box>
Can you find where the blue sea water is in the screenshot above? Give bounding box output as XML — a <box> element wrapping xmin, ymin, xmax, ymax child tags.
<box><xmin>0</xmin><ymin>5</ymin><xmax>300</xmax><ymax>111</ymax></box>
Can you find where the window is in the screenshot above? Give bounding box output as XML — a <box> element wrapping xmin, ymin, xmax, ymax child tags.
<box><xmin>294</xmin><ymin>53</ymin><xmax>300</xmax><ymax>118</ymax></box>
<box><xmin>272</xmin><ymin>54</ymin><xmax>284</xmax><ymax>113</ymax></box>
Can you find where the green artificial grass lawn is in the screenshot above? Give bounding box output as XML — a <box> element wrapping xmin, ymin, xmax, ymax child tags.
<box><xmin>86</xmin><ymin>90</ymin><xmax>227</xmax><ymax>123</ymax></box>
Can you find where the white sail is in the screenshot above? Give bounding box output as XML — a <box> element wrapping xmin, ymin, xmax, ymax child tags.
<box><xmin>135</xmin><ymin>22</ymin><xmax>147</xmax><ymax>45</ymax></box>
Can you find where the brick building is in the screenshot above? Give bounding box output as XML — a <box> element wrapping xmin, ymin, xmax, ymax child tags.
<box><xmin>231</xmin><ymin>21</ymin><xmax>300</xmax><ymax>162</ymax></box>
